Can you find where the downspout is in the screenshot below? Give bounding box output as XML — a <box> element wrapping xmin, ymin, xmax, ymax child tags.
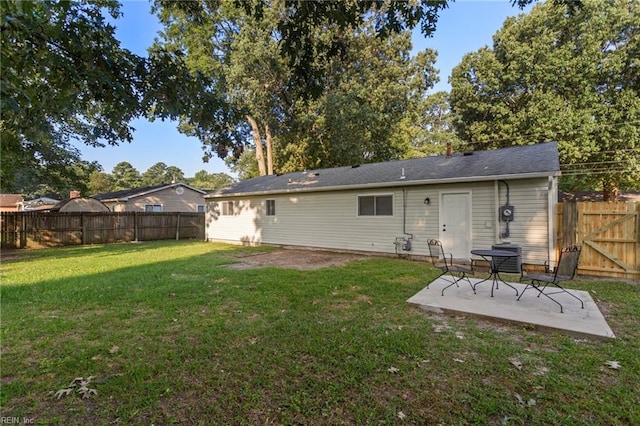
<box><xmin>548</xmin><ymin>176</ymin><xmax>558</xmax><ymax>266</ymax></box>
<box><xmin>402</xmin><ymin>188</ymin><xmax>414</xmax><ymax>242</ymax></box>
<box><xmin>499</xmin><ymin>180</ymin><xmax>511</xmax><ymax>238</ymax></box>
<box><xmin>395</xmin><ymin>188</ymin><xmax>414</xmax><ymax>254</ymax></box>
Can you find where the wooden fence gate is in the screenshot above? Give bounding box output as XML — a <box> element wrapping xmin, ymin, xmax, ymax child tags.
<box><xmin>558</xmin><ymin>201</ymin><xmax>639</xmax><ymax>280</ymax></box>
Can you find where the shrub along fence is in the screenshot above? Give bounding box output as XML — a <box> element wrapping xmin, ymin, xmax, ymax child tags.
<box><xmin>0</xmin><ymin>211</ymin><xmax>205</xmax><ymax>249</ymax></box>
<box><xmin>557</xmin><ymin>201</ymin><xmax>639</xmax><ymax>280</ymax></box>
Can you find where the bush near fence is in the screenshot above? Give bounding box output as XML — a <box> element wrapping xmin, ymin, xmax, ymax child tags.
<box><xmin>1</xmin><ymin>211</ymin><xmax>205</xmax><ymax>249</ymax></box>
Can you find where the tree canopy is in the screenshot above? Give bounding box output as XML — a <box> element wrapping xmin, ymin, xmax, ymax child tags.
<box><xmin>0</xmin><ymin>0</ymin><xmax>216</xmax><ymax>193</ymax></box>
<box><xmin>2</xmin><ymin>0</ymin><xmax>573</xmax><ymax>196</ymax></box>
<box><xmin>155</xmin><ymin>0</ymin><xmax>441</xmax><ymax>175</ymax></box>
<box><xmin>449</xmin><ymin>0</ymin><xmax>639</xmax><ymax>197</ymax></box>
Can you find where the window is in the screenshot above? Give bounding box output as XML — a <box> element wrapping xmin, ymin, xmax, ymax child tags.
<box><xmin>197</xmin><ymin>205</ymin><xmax>205</xmax><ymax>213</ymax></box>
<box><xmin>358</xmin><ymin>195</ymin><xmax>393</xmax><ymax>216</ymax></box>
<box><xmin>221</xmin><ymin>201</ymin><xmax>234</xmax><ymax>216</ymax></box>
<box><xmin>145</xmin><ymin>204</ymin><xmax>162</xmax><ymax>212</ymax></box>
<box><xmin>266</xmin><ymin>199</ymin><xmax>276</xmax><ymax>216</ymax></box>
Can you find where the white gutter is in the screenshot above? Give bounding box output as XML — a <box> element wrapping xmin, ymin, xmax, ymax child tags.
<box><xmin>205</xmin><ymin>171</ymin><xmax>561</xmax><ymax>199</ymax></box>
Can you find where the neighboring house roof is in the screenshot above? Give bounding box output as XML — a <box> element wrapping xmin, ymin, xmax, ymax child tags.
<box><xmin>559</xmin><ymin>190</ymin><xmax>640</xmax><ymax>202</ymax></box>
<box><xmin>49</xmin><ymin>198</ymin><xmax>110</xmax><ymax>212</ymax></box>
<box><xmin>21</xmin><ymin>197</ymin><xmax>60</xmax><ymax>211</ymax></box>
<box><xmin>93</xmin><ymin>183</ymin><xmax>206</xmax><ymax>202</ymax></box>
<box><xmin>207</xmin><ymin>142</ymin><xmax>560</xmax><ymax>198</ymax></box>
<box><xmin>0</xmin><ymin>194</ymin><xmax>24</xmax><ymax>208</ymax></box>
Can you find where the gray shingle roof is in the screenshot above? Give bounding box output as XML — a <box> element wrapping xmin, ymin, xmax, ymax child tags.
<box><xmin>93</xmin><ymin>183</ymin><xmax>205</xmax><ymax>201</ymax></box>
<box><xmin>207</xmin><ymin>142</ymin><xmax>560</xmax><ymax>198</ymax></box>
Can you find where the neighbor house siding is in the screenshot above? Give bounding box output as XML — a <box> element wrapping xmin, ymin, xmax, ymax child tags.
<box><xmin>106</xmin><ymin>187</ymin><xmax>204</xmax><ymax>212</ymax></box>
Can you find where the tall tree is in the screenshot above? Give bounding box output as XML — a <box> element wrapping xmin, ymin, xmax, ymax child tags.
<box><xmin>156</xmin><ymin>1</ymin><xmax>439</xmax><ymax>175</ymax></box>
<box><xmin>1</xmin><ymin>0</ymin><xmax>218</xmax><ymax>193</ymax></box>
<box><xmin>275</xmin><ymin>29</ymin><xmax>438</xmax><ymax>171</ymax></box>
<box><xmin>87</xmin><ymin>171</ymin><xmax>114</xmax><ymax>195</ymax></box>
<box><xmin>450</xmin><ymin>0</ymin><xmax>639</xmax><ymax>198</ymax></box>
<box><xmin>239</xmin><ymin>0</ymin><xmax>562</xmax><ymax>98</ymax></box>
<box><xmin>141</xmin><ymin>162</ymin><xmax>185</xmax><ymax>186</ymax></box>
<box><xmin>1</xmin><ymin>0</ymin><xmax>143</xmax><ymax>191</ymax></box>
<box><xmin>400</xmin><ymin>91</ymin><xmax>463</xmax><ymax>158</ymax></box>
<box><xmin>156</xmin><ymin>1</ymin><xmax>291</xmax><ymax>176</ymax></box>
<box><xmin>111</xmin><ymin>162</ymin><xmax>141</xmax><ymax>190</ymax></box>
<box><xmin>187</xmin><ymin>170</ymin><xmax>234</xmax><ymax>190</ymax></box>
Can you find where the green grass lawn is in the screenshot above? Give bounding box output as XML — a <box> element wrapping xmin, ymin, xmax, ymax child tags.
<box><xmin>1</xmin><ymin>241</ymin><xmax>638</xmax><ymax>425</ymax></box>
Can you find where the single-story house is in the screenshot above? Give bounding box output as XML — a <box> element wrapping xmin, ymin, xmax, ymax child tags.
<box><xmin>49</xmin><ymin>197</ymin><xmax>110</xmax><ymax>213</ymax></box>
<box><xmin>204</xmin><ymin>142</ymin><xmax>561</xmax><ymax>266</ymax></box>
<box><xmin>93</xmin><ymin>183</ymin><xmax>206</xmax><ymax>213</ymax></box>
<box><xmin>19</xmin><ymin>196</ymin><xmax>60</xmax><ymax>211</ymax></box>
<box><xmin>0</xmin><ymin>194</ymin><xmax>24</xmax><ymax>212</ymax></box>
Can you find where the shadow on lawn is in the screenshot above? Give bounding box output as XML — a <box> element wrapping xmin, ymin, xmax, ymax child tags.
<box><xmin>2</xmin><ymin>241</ymin><xmax>639</xmax><ymax>425</ymax></box>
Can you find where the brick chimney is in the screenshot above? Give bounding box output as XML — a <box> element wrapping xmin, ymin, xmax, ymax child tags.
<box><xmin>70</xmin><ymin>190</ymin><xmax>81</xmax><ymax>199</ymax></box>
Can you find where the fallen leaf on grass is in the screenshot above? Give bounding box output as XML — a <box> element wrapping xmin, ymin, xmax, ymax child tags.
<box><xmin>453</xmin><ymin>358</ymin><xmax>464</xmax><ymax>363</ymax></box>
<box><xmin>605</xmin><ymin>360</ymin><xmax>621</xmax><ymax>370</ymax></box>
<box><xmin>515</xmin><ymin>393</ymin><xmax>536</xmax><ymax>406</ymax></box>
<box><xmin>51</xmin><ymin>376</ymin><xmax>98</xmax><ymax>400</ymax></box>
<box><xmin>53</xmin><ymin>388</ymin><xmax>73</xmax><ymax>399</ymax></box>
<box><xmin>509</xmin><ymin>358</ymin><xmax>523</xmax><ymax>370</ymax></box>
<box><xmin>388</xmin><ymin>366</ymin><xmax>399</xmax><ymax>373</ymax></box>
<box><xmin>397</xmin><ymin>411</ymin><xmax>407</xmax><ymax>420</ymax></box>
<box><xmin>109</xmin><ymin>345</ymin><xmax>119</xmax><ymax>354</ymax></box>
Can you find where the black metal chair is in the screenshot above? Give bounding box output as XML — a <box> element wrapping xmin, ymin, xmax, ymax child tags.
<box><xmin>427</xmin><ymin>239</ymin><xmax>475</xmax><ymax>296</ymax></box>
<box><xmin>518</xmin><ymin>245</ymin><xmax>583</xmax><ymax>313</ymax></box>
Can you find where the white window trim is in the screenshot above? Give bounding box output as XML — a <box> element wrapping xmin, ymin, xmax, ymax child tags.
<box><xmin>357</xmin><ymin>193</ymin><xmax>394</xmax><ymax>217</ymax></box>
<box><xmin>144</xmin><ymin>204</ymin><xmax>163</xmax><ymax>212</ymax></box>
<box><xmin>221</xmin><ymin>201</ymin><xmax>234</xmax><ymax>216</ymax></box>
<box><xmin>266</xmin><ymin>199</ymin><xmax>276</xmax><ymax>216</ymax></box>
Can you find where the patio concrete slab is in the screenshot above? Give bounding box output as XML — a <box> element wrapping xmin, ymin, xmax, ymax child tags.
<box><xmin>407</xmin><ymin>277</ymin><xmax>615</xmax><ymax>340</ymax></box>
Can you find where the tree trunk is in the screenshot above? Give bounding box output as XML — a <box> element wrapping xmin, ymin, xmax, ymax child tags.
<box><xmin>265</xmin><ymin>122</ymin><xmax>274</xmax><ymax>175</ymax></box>
<box><xmin>246</xmin><ymin>115</ymin><xmax>267</xmax><ymax>176</ymax></box>
<box><xmin>602</xmin><ymin>180</ymin><xmax>619</xmax><ymax>202</ymax></box>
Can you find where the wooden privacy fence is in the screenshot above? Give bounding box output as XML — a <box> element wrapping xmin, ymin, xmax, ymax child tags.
<box><xmin>1</xmin><ymin>211</ymin><xmax>205</xmax><ymax>249</ymax></box>
<box><xmin>558</xmin><ymin>201</ymin><xmax>639</xmax><ymax>280</ymax></box>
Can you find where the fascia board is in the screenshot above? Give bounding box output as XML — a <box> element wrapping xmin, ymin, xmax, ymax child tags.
<box><xmin>204</xmin><ymin>171</ymin><xmax>560</xmax><ymax>199</ymax></box>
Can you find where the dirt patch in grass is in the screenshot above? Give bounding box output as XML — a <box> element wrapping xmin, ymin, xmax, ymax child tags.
<box><xmin>226</xmin><ymin>249</ymin><xmax>372</xmax><ymax>270</ymax></box>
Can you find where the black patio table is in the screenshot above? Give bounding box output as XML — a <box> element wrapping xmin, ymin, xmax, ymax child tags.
<box><xmin>470</xmin><ymin>249</ymin><xmax>520</xmax><ymax>297</ymax></box>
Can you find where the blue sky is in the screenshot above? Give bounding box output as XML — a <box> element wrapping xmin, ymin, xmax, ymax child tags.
<box><xmin>74</xmin><ymin>0</ymin><xmax>533</xmax><ymax>178</ymax></box>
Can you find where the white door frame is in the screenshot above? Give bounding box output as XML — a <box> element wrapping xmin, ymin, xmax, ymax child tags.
<box><xmin>439</xmin><ymin>191</ymin><xmax>472</xmax><ymax>258</ymax></box>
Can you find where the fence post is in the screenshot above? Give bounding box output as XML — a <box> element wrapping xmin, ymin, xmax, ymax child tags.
<box><xmin>175</xmin><ymin>212</ymin><xmax>180</xmax><ymax>240</ymax></box>
<box><xmin>20</xmin><ymin>213</ymin><xmax>27</xmax><ymax>248</ymax></box>
<box><xmin>562</xmin><ymin>200</ymin><xmax>578</xmax><ymax>246</ymax></box>
<box><xmin>81</xmin><ymin>213</ymin><xmax>87</xmax><ymax>245</ymax></box>
<box><xmin>134</xmin><ymin>211</ymin><xmax>139</xmax><ymax>242</ymax></box>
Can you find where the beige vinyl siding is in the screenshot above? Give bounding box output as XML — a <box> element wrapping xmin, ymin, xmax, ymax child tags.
<box><xmin>208</xmin><ymin>189</ymin><xmax>404</xmax><ymax>253</ymax></box>
<box><xmin>205</xmin><ymin>177</ymin><xmax>554</xmax><ymax>265</ymax></box>
<box><xmin>123</xmin><ymin>187</ymin><xmax>204</xmax><ymax>212</ymax></box>
<box><xmin>468</xmin><ymin>178</ymin><xmax>550</xmax><ymax>265</ymax></box>
<box><xmin>495</xmin><ymin>178</ymin><xmax>551</xmax><ymax>265</ymax></box>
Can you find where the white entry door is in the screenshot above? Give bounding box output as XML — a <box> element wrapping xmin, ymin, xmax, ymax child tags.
<box><xmin>439</xmin><ymin>192</ymin><xmax>472</xmax><ymax>258</ymax></box>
